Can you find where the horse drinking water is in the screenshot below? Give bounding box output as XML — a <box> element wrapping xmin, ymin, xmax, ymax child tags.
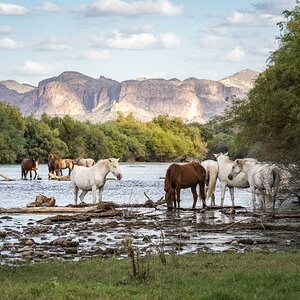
<box><xmin>164</xmin><ymin>162</ymin><xmax>206</xmax><ymax>209</ymax></box>
<box><xmin>71</xmin><ymin>158</ymin><xmax>123</xmax><ymax>204</ymax></box>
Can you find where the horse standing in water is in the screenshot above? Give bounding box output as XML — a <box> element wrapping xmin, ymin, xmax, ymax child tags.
<box><xmin>21</xmin><ymin>157</ymin><xmax>39</xmax><ymax>180</ymax></box>
<box><xmin>71</xmin><ymin>158</ymin><xmax>122</xmax><ymax>204</ymax></box>
<box><xmin>228</xmin><ymin>159</ymin><xmax>281</xmax><ymax>210</ymax></box>
<box><xmin>214</xmin><ymin>153</ymin><xmax>252</xmax><ymax>207</ymax></box>
<box><xmin>164</xmin><ymin>162</ymin><xmax>206</xmax><ymax>209</ymax></box>
<box><xmin>48</xmin><ymin>155</ymin><xmax>74</xmax><ymax>177</ymax></box>
<box><xmin>201</xmin><ymin>160</ymin><xmax>219</xmax><ymax>206</ymax></box>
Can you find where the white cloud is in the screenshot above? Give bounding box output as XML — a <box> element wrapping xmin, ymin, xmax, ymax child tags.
<box><xmin>0</xmin><ymin>25</ymin><xmax>15</xmax><ymax>34</ymax></box>
<box><xmin>82</xmin><ymin>50</ymin><xmax>111</xmax><ymax>60</ymax></box>
<box><xmin>200</xmin><ymin>25</ymin><xmax>228</xmax><ymax>48</ymax></box>
<box><xmin>0</xmin><ymin>38</ymin><xmax>22</xmax><ymax>49</ymax></box>
<box><xmin>36</xmin><ymin>38</ymin><xmax>71</xmax><ymax>51</ymax></box>
<box><xmin>17</xmin><ymin>61</ymin><xmax>59</xmax><ymax>75</ymax></box>
<box><xmin>37</xmin><ymin>2</ymin><xmax>61</xmax><ymax>13</ymax></box>
<box><xmin>252</xmin><ymin>0</ymin><xmax>297</xmax><ymax>15</ymax></box>
<box><xmin>78</xmin><ymin>0</ymin><xmax>183</xmax><ymax>17</ymax></box>
<box><xmin>91</xmin><ymin>30</ymin><xmax>180</xmax><ymax>49</ymax></box>
<box><xmin>225</xmin><ymin>47</ymin><xmax>245</xmax><ymax>62</ymax></box>
<box><xmin>0</xmin><ymin>3</ymin><xmax>30</xmax><ymax>15</ymax></box>
<box><xmin>225</xmin><ymin>11</ymin><xmax>283</xmax><ymax>27</ymax></box>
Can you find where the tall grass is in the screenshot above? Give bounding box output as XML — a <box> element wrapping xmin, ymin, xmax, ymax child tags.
<box><xmin>0</xmin><ymin>251</ymin><xmax>299</xmax><ymax>299</ymax></box>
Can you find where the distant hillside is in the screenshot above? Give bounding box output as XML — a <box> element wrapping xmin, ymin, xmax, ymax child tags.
<box><xmin>219</xmin><ymin>69</ymin><xmax>259</xmax><ymax>93</ymax></box>
<box><xmin>0</xmin><ymin>69</ymin><xmax>258</xmax><ymax>124</ymax></box>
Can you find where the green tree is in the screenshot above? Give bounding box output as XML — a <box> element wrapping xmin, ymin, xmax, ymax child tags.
<box><xmin>223</xmin><ymin>4</ymin><xmax>300</xmax><ymax>163</ymax></box>
<box><xmin>24</xmin><ymin>116</ymin><xmax>68</xmax><ymax>161</ymax></box>
<box><xmin>0</xmin><ymin>103</ymin><xmax>25</xmax><ymax>162</ymax></box>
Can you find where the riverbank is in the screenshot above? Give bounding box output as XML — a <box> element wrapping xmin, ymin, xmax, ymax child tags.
<box><xmin>0</xmin><ymin>251</ymin><xmax>299</xmax><ymax>299</ymax></box>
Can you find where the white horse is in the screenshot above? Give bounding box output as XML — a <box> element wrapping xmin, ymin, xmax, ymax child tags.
<box><xmin>201</xmin><ymin>160</ymin><xmax>219</xmax><ymax>206</ymax></box>
<box><xmin>71</xmin><ymin>158</ymin><xmax>123</xmax><ymax>205</ymax></box>
<box><xmin>228</xmin><ymin>159</ymin><xmax>281</xmax><ymax>210</ymax></box>
<box><xmin>214</xmin><ymin>153</ymin><xmax>252</xmax><ymax>207</ymax></box>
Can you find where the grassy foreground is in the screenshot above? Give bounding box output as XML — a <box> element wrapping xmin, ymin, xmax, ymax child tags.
<box><xmin>0</xmin><ymin>251</ymin><xmax>299</xmax><ymax>300</ymax></box>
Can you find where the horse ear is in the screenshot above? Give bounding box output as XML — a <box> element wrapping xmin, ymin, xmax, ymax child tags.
<box><xmin>117</xmin><ymin>158</ymin><xmax>120</xmax><ymax>162</ymax></box>
<box><xmin>109</xmin><ymin>158</ymin><xmax>112</xmax><ymax>163</ymax></box>
<box><xmin>224</xmin><ymin>152</ymin><xmax>228</xmax><ymax>156</ymax></box>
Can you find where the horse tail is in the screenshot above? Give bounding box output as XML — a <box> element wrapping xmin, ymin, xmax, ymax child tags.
<box><xmin>206</xmin><ymin>166</ymin><xmax>218</xmax><ymax>206</ymax></box>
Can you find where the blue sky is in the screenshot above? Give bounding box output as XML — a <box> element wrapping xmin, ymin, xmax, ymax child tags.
<box><xmin>0</xmin><ymin>0</ymin><xmax>297</xmax><ymax>85</ymax></box>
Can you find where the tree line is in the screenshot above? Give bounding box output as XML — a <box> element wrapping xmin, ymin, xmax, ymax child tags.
<box><xmin>0</xmin><ymin>105</ymin><xmax>210</xmax><ymax>163</ymax></box>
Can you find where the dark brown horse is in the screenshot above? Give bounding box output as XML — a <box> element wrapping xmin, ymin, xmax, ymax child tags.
<box><xmin>21</xmin><ymin>157</ymin><xmax>39</xmax><ymax>180</ymax></box>
<box><xmin>48</xmin><ymin>155</ymin><xmax>74</xmax><ymax>177</ymax></box>
<box><xmin>164</xmin><ymin>162</ymin><xmax>206</xmax><ymax>209</ymax></box>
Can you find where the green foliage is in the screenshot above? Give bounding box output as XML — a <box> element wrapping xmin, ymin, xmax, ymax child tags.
<box><xmin>0</xmin><ymin>104</ymin><xmax>208</xmax><ymax>163</ymax></box>
<box><xmin>221</xmin><ymin>4</ymin><xmax>300</xmax><ymax>163</ymax></box>
<box><xmin>0</xmin><ymin>103</ymin><xmax>25</xmax><ymax>163</ymax></box>
<box><xmin>24</xmin><ymin>116</ymin><xmax>68</xmax><ymax>160</ymax></box>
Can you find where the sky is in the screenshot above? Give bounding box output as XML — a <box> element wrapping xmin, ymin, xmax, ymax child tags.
<box><xmin>0</xmin><ymin>0</ymin><xmax>297</xmax><ymax>86</ymax></box>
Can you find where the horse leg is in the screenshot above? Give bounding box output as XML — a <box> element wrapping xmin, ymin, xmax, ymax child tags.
<box><xmin>175</xmin><ymin>188</ymin><xmax>181</xmax><ymax>209</ymax></box>
<box><xmin>229</xmin><ymin>187</ymin><xmax>235</xmax><ymax>207</ymax></box>
<box><xmin>92</xmin><ymin>185</ymin><xmax>97</xmax><ymax>204</ymax></box>
<box><xmin>33</xmin><ymin>170</ymin><xmax>37</xmax><ymax>180</ymax></box>
<box><xmin>79</xmin><ymin>190</ymin><xmax>88</xmax><ymax>204</ymax></box>
<box><xmin>191</xmin><ymin>186</ymin><xmax>198</xmax><ymax>209</ymax></box>
<box><xmin>199</xmin><ymin>181</ymin><xmax>207</xmax><ymax>208</ymax></box>
<box><xmin>220</xmin><ymin>183</ymin><xmax>226</xmax><ymax>207</ymax></box>
<box><xmin>74</xmin><ymin>185</ymin><xmax>79</xmax><ymax>205</ymax></box>
<box><xmin>98</xmin><ymin>185</ymin><xmax>104</xmax><ymax>203</ymax></box>
<box><xmin>68</xmin><ymin>168</ymin><xmax>71</xmax><ymax>176</ymax></box>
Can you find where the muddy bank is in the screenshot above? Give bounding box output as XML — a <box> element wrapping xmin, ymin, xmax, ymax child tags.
<box><xmin>0</xmin><ymin>200</ymin><xmax>299</xmax><ymax>265</ymax></box>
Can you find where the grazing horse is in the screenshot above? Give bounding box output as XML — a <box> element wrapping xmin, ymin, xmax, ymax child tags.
<box><xmin>228</xmin><ymin>159</ymin><xmax>281</xmax><ymax>210</ymax></box>
<box><xmin>71</xmin><ymin>158</ymin><xmax>123</xmax><ymax>204</ymax></box>
<box><xmin>214</xmin><ymin>153</ymin><xmax>254</xmax><ymax>207</ymax></box>
<box><xmin>21</xmin><ymin>157</ymin><xmax>39</xmax><ymax>180</ymax></box>
<box><xmin>75</xmin><ymin>158</ymin><xmax>95</xmax><ymax>167</ymax></box>
<box><xmin>201</xmin><ymin>160</ymin><xmax>219</xmax><ymax>206</ymax></box>
<box><xmin>164</xmin><ymin>162</ymin><xmax>206</xmax><ymax>209</ymax></box>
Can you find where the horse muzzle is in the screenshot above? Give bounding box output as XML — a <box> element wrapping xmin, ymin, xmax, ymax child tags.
<box><xmin>228</xmin><ymin>174</ymin><xmax>234</xmax><ymax>180</ymax></box>
<box><xmin>117</xmin><ymin>174</ymin><xmax>123</xmax><ymax>180</ymax></box>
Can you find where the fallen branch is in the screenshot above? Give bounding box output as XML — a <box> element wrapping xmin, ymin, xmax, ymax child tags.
<box><xmin>0</xmin><ymin>172</ymin><xmax>12</xmax><ymax>181</ymax></box>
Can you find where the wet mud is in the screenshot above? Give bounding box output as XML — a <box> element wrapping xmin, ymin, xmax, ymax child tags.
<box><xmin>0</xmin><ymin>202</ymin><xmax>299</xmax><ymax>265</ymax></box>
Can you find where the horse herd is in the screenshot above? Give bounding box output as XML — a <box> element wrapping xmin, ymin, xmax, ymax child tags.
<box><xmin>20</xmin><ymin>152</ymin><xmax>289</xmax><ymax>211</ymax></box>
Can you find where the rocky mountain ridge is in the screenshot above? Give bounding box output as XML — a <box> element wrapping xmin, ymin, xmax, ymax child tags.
<box><xmin>0</xmin><ymin>69</ymin><xmax>258</xmax><ymax>123</ymax></box>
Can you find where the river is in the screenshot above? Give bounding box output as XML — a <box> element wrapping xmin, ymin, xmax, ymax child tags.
<box><xmin>0</xmin><ymin>163</ymin><xmax>299</xmax><ymax>264</ymax></box>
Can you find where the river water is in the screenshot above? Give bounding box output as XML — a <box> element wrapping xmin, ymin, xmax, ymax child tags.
<box><xmin>0</xmin><ymin>163</ymin><xmax>253</xmax><ymax>209</ymax></box>
<box><xmin>0</xmin><ymin>163</ymin><xmax>299</xmax><ymax>264</ymax></box>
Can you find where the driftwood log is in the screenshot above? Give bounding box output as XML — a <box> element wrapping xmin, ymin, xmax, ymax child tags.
<box><xmin>0</xmin><ymin>172</ymin><xmax>12</xmax><ymax>181</ymax></box>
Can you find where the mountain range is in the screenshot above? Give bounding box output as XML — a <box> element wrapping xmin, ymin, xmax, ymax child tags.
<box><xmin>0</xmin><ymin>69</ymin><xmax>258</xmax><ymax>124</ymax></box>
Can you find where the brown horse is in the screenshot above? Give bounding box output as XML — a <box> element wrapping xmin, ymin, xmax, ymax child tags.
<box><xmin>21</xmin><ymin>157</ymin><xmax>39</xmax><ymax>180</ymax></box>
<box><xmin>164</xmin><ymin>162</ymin><xmax>206</xmax><ymax>209</ymax></box>
<box><xmin>74</xmin><ymin>158</ymin><xmax>95</xmax><ymax>167</ymax></box>
<box><xmin>48</xmin><ymin>155</ymin><xmax>74</xmax><ymax>177</ymax></box>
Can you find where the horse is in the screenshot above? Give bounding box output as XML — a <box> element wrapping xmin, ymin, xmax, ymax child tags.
<box><xmin>48</xmin><ymin>155</ymin><xmax>74</xmax><ymax>177</ymax></box>
<box><xmin>201</xmin><ymin>160</ymin><xmax>218</xmax><ymax>206</ymax></box>
<box><xmin>74</xmin><ymin>158</ymin><xmax>95</xmax><ymax>167</ymax></box>
<box><xmin>164</xmin><ymin>162</ymin><xmax>206</xmax><ymax>209</ymax></box>
<box><xmin>71</xmin><ymin>158</ymin><xmax>122</xmax><ymax>204</ymax></box>
<box><xmin>21</xmin><ymin>157</ymin><xmax>39</xmax><ymax>180</ymax></box>
<box><xmin>228</xmin><ymin>159</ymin><xmax>281</xmax><ymax>210</ymax></box>
<box><xmin>214</xmin><ymin>152</ymin><xmax>254</xmax><ymax>207</ymax></box>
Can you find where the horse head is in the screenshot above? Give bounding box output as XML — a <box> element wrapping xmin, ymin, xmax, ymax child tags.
<box><xmin>228</xmin><ymin>159</ymin><xmax>243</xmax><ymax>180</ymax></box>
<box><xmin>108</xmin><ymin>158</ymin><xmax>123</xmax><ymax>180</ymax></box>
<box><xmin>164</xmin><ymin>188</ymin><xmax>175</xmax><ymax>209</ymax></box>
